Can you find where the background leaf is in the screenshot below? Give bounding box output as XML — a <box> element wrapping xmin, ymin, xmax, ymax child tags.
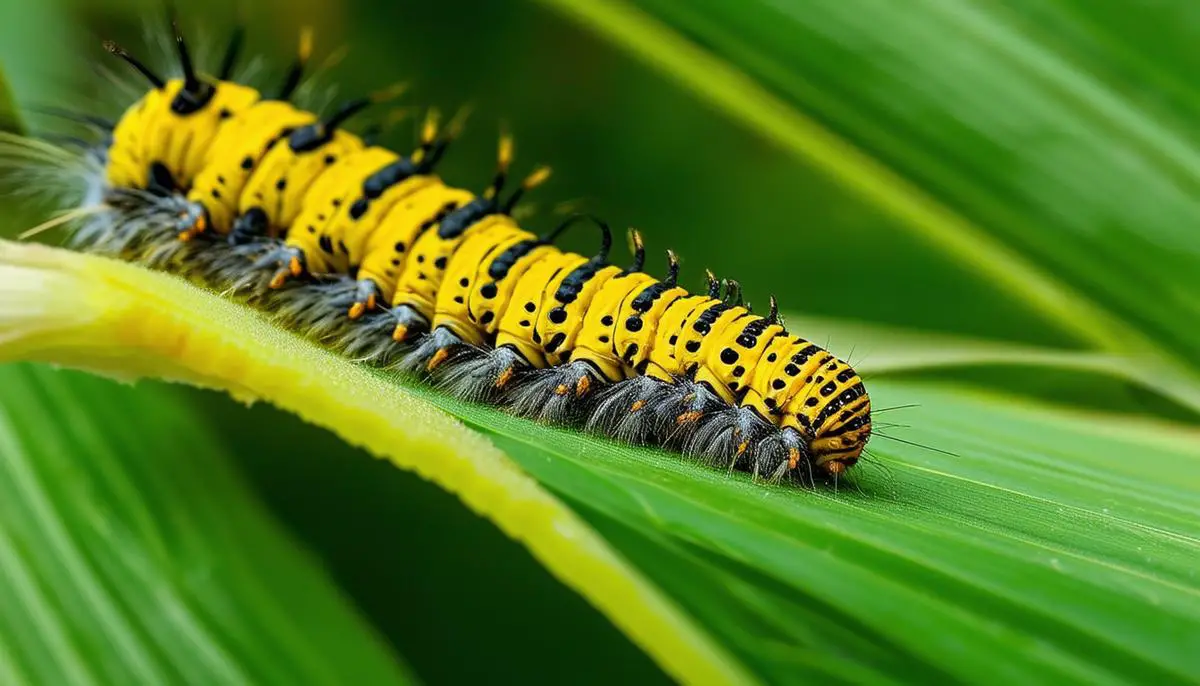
<box><xmin>534</xmin><ymin>0</ymin><xmax>1200</xmax><ymax>375</ymax></box>
<box><xmin>0</xmin><ymin>363</ymin><xmax>416</xmax><ymax>685</ymax></box>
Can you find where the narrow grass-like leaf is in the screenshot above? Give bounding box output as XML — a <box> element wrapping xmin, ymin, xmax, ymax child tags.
<box><xmin>533</xmin><ymin>0</ymin><xmax>1200</xmax><ymax>389</ymax></box>
<box><xmin>0</xmin><ymin>362</ymin><xmax>416</xmax><ymax>684</ymax></box>
<box><xmin>417</xmin><ymin>384</ymin><xmax>1200</xmax><ymax>684</ymax></box>
<box><xmin>0</xmin><ymin>240</ymin><xmax>750</xmax><ymax>686</ymax></box>
<box><xmin>1</xmin><ymin>241</ymin><xmax>1198</xmax><ymax>683</ymax></box>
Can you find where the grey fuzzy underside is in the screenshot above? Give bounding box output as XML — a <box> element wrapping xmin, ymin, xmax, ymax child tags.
<box><xmin>63</xmin><ymin>187</ymin><xmax>827</xmax><ymax>487</ymax></box>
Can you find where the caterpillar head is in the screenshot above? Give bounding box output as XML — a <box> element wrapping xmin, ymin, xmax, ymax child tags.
<box><xmin>805</xmin><ymin>372</ymin><xmax>871</xmax><ymax>478</ymax></box>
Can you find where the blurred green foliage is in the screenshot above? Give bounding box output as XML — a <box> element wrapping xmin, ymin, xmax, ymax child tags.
<box><xmin>0</xmin><ymin>364</ymin><xmax>417</xmax><ymax>685</ymax></box>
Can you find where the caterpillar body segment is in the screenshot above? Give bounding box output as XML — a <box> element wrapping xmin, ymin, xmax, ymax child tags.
<box><xmin>425</xmin><ymin>217</ymin><xmax>623</xmax><ymax>403</ymax></box>
<box><xmin>106</xmin><ymin>78</ymin><xmax>262</xmax><ymax>193</ymax></box>
<box><xmin>61</xmin><ymin>21</ymin><xmax>875</xmax><ymax>484</ymax></box>
<box><xmin>494</xmin><ymin>248</ymin><xmax>591</xmax><ymax>369</ymax></box>
<box><xmin>352</xmin><ymin>178</ymin><xmax>470</xmax><ymax>308</ymax></box>
<box><xmin>389</xmin><ymin>212</ymin><xmax>520</xmax><ymax>343</ymax></box>
<box><xmin>104</xmin><ymin>86</ymin><xmax>167</xmax><ymax>190</ymax></box>
<box><xmin>440</xmin><ymin>227</ymin><xmax>564</xmax><ymax>340</ymax></box>
<box><xmin>568</xmin><ymin>270</ymin><xmax>661</xmax><ymax>383</ymax></box>
<box><xmin>402</xmin><ymin>215</ymin><xmax>613</xmax><ymax>380</ymax></box>
<box><xmin>641</xmin><ymin>292</ymin><xmax>714</xmax><ymax>383</ymax></box>
<box><xmin>387</xmin><ymin>162</ymin><xmax>553</xmax><ymax>341</ymax></box>
<box><xmin>250</xmin><ymin>130</ymin><xmax>367</xmax><ymax>240</ymax></box>
<box><xmin>182</xmin><ymin>100</ymin><xmax>319</xmax><ymax>237</ymax></box>
<box><xmin>433</xmin><ymin>223</ymin><xmax>537</xmax><ymax>346</ymax></box>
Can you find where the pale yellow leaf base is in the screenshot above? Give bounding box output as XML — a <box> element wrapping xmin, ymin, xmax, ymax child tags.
<box><xmin>0</xmin><ymin>240</ymin><xmax>754</xmax><ymax>686</ymax></box>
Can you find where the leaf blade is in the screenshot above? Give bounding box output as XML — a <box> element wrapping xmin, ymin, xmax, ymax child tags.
<box><xmin>0</xmin><ymin>240</ymin><xmax>753</xmax><ymax>686</ymax></box>
<box><xmin>2</xmin><ymin>240</ymin><xmax>1197</xmax><ymax>682</ymax></box>
<box><xmin>458</xmin><ymin>382</ymin><xmax>1200</xmax><ymax>683</ymax></box>
<box><xmin>530</xmin><ymin>0</ymin><xmax>1125</xmax><ymax>351</ymax></box>
<box><xmin>532</xmin><ymin>0</ymin><xmax>1200</xmax><ymax>393</ymax></box>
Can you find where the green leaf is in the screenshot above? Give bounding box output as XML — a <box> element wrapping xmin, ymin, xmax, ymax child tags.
<box><xmin>3</xmin><ymin>0</ymin><xmax>1200</xmax><ymax>682</ymax></box>
<box><xmin>533</xmin><ymin>0</ymin><xmax>1200</xmax><ymax>388</ymax></box>
<box><xmin>0</xmin><ymin>362</ymin><xmax>416</xmax><ymax>685</ymax></box>
<box><xmin>2</xmin><ymin>241</ymin><xmax>1197</xmax><ymax>684</ymax></box>
<box><xmin>191</xmin><ymin>386</ymin><xmax>673</xmax><ymax>684</ymax></box>
<box><xmin>457</xmin><ymin>381</ymin><xmax>1200</xmax><ymax>684</ymax></box>
<box><xmin>0</xmin><ymin>240</ymin><xmax>751</xmax><ymax>686</ymax></box>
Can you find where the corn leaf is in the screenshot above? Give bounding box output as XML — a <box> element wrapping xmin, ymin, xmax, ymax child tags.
<box><xmin>0</xmin><ymin>240</ymin><xmax>750</xmax><ymax>686</ymax></box>
<box><xmin>534</xmin><ymin>0</ymin><xmax>1200</xmax><ymax>392</ymax></box>
<box><xmin>1</xmin><ymin>240</ymin><xmax>1197</xmax><ymax>684</ymax></box>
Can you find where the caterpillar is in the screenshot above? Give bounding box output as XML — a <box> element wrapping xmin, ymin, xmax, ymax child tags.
<box><xmin>9</xmin><ymin>17</ymin><xmax>872</xmax><ymax>484</ymax></box>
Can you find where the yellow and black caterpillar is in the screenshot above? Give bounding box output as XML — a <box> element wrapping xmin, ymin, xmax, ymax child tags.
<box><xmin>24</xmin><ymin>20</ymin><xmax>872</xmax><ymax>483</ymax></box>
